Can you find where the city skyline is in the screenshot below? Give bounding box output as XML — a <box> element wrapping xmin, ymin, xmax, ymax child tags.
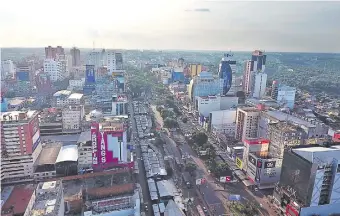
<box><xmin>1</xmin><ymin>0</ymin><xmax>340</xmax><ymax>52</ymax></box>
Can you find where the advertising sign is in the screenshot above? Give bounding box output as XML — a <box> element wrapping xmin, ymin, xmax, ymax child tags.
<box><xmin>91</xmin><ymin>127</ymin><xmax>98</xmax><ymax>165</ymax></box>
<box><xmin>220</xmin><ymin>176</ymin><xmax>231</xmax><ymax>183</ymax></box>
<box><xmin>248</xmin><ymin>155</ymin><xmax>256</xmax><ymax>166</ymax></box>
<box><xmin>95</xmin><ymin>197</ymin><xmax>130</xmax><ymax>208</ymax></box>
<box><xmin>32</xmin><ymin>131</ymin><xmax>41</xmax><ymax>151</ymax></box>
<box><xmin>228</xmin><ymin>194</ymin><xmax>241</xmax><ymax>201</ymax></box>
<box><xmin>100</xmin><ymin>132</ymin><xmax>106</xmax><ymax>163</ymax></box>
<box><xmin>264</xmin><ymin>161</ymin><xmax>276</xmax><ymax>169</ymax></box>
<box><xmin>236</xmin><ymin>157</ymin><xmax>243</xmax><ymax>169</ymax></box>
<box><xmin>196</xmin><ymin>178</ymin><xmax>206</xmax><ymax>185</ymax></box>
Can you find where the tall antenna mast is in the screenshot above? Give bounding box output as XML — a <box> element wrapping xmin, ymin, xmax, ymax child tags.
<box><xmin>93</xmin><ymin>41</ymin><xmax>95</xmax><ymax>51</ymax></box>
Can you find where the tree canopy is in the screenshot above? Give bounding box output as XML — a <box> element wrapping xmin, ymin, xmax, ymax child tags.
<box><xmin>191</xmin><ymin>132</ymin><xmax>208</xmax><ymax>146</ymax></box>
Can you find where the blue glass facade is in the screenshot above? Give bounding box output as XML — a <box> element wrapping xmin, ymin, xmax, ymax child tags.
<box><xmin>219</xmin><ymin>61</ymin><xmax>234</xmax><ymax>95</ymax></box>
<box><xmin>190</xmin><ymin>72</ymin><xmax>221</xmax><ymax>100</ymax></box>
<box><xmin>1</xmin><ymin>98</ymin><xmax>8</xmax><ymax>112</ymax></box>
<box><xmin>172</xmin><ymin>71</ymin><xmax>185</xmax><ymax>82</ymax></box>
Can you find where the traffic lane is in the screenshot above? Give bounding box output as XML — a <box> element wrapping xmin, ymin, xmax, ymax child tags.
<box><xmin>136</xmin><ymin>145</ymin><xmax>153</xmax><ymax>216</ymax></box>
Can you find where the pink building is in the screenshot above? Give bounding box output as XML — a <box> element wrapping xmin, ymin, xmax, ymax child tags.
<box><xmin>91</xmin><ymin>118</ymin><xmax>133</xmax><ymax>171</ymax></box>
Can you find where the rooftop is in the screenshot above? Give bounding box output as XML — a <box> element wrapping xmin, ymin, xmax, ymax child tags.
<box><xmin>266</xmin><ymin>110</ymin><xmax>315</xmax><ymax>128</ymax></box>
<box><xmin>164</xmin><ymin>200</ymin><xmax>185</xmax><ymax>216</ymax></box>
<box><xmin>31</xmin><ymin>181</ymin><xmax>63</xmax><ymax>216</ymax></box>
<box><xmin>53</xmin><ymin>90</ymin><xmax>72</xmax><ymax>97</ymax></box>
<box><xmin>55</xmin><ymin>145</ymin><xmax>78</xmax><ymax>163</ymax></box>
<box><xmin>269</xmin><ymin>121</ymin><xmax>300</xmax><ymax>132</ymax></box>
<box><xmin>292</xmin><ymin>144</ymin><xmax>340</xmax><ymax>163</ymax></box>
<box><xmin>1</xmin><ymin>184</ymin><xmax>36</xmax><ymax>216</ymax></box>
<box><xmin>68</xmin><ymin>93</ymin><xmax>83</xmax><ymax>100</ymax></box>
<box><xmin>8</xmin><ymin>97</ymin><xmax>26</xmax><ymax>106</ymax></box>
<box><xmin>36</xmin><ymin>144</ymin><xmax>62</xmax><ymax>166</ymax></box>
<box><xmin>77</xmin><ymin>131</ymin><xmax>91</xmax><ymax>144</ymax></box>
<box><xmin>1</xmin><ymin>110</ymin><xmax>38</xmax><ymax>122</ymax></box>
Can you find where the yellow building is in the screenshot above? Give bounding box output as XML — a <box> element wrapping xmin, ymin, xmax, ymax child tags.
<box><xmin>190</xmin><ymin>64</ymin><xmax>202</xmax><ymax>77</ymax></box>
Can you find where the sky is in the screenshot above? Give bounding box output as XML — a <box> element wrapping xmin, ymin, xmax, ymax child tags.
<box><xmin>1</xmin><ymin>0</ymin><xmax>340</xmax><ymax>52</ymax></box>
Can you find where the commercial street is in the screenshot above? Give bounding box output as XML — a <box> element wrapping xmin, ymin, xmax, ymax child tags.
<box><xmin>129</xmin><ymin>99</ymin><xmax>153</xmax><ymax>216</ymax></box>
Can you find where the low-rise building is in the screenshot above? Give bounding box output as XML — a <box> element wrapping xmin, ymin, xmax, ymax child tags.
<box><xmin>26</xmin><ymin>181</ymin><xmax>65</xmax><ymax>216</ymax></box>
<box><xmin>235</xmin><ymin>106</ymin><xmax>261</xmax><ymax>141</ymax></box>
<box><xmin>77</xmin><ymin>131</ymin><xmax>92</xmax><ymax>170</ymax></box>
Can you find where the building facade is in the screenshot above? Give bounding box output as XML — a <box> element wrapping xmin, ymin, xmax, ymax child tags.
<box><xmin>62</xmin><ymin>105</ymin><xmax>84</xmax><ymax>131</ymax></box>
<box><xmin>2</xmin><ymin>60</ymin><xmax>16</xmax><ymax>79</ymax></box>
<box><xmin>106</xmin><ymin>51</ymin><xmax>124</xmax><ymax>75</ymax></box>
<box><xmin>218</xmin><ymin>53</ymin><xmax>236</xmax><ymax>96</ymax></box>
<box><xmin>188</xmin><ymin>72</ymin><xmax>221</xmax><ymax>101</ymax></box>
<box><xmin>277</xmin><ymin>85</ymin><xmax>296</xmax><ymax>109</ymax></box>
<box><xmin>45</xmin><ymin>46</ymin><xmax>64</xmax><ymax>59</ymax></box>
<box><xmin>70</xmin><ymin>47</ymin><xmax>81</xmax><ymax>67</ymax></box>
<box><xmin>91</xmin><ymin>118</ymin><xmax>133</xmax><ymax>169</ymax></box>
<box><xmin>241</xmin><ymin>138</ymin><xmax>269</xmax><ymax>172</ymax></box>
<box><xmin>87</xmin><ymin>51</ymin><xmax>105</xmax><ymax>70</ymax></box>
<box><xmin>1</xmin><ymin>111</ymin><xmax>42</xmax><ymax>184</ymax></box>
<box><xmin>268</xmin><ymin>122</ymin><xmax>304</xmax><ymax>158</ymax></box>
<box><xmin>44</xmin><ymin>59</ymin><xmax>62</xmax><ymax>82</ymax></box>
<box><xmin>251</xmin><ymin>72</ymin><xmax>267</xmax><ymax>99</ymax></box>
<box><xmin>235</xmin><ymin>107</ymin><xmax>261</xmax><ymax>141</ymax></box>
<box><xmin>274</xmin><ymin>145</ymin><xmax>340</xmax><ymax>215</ymax></box>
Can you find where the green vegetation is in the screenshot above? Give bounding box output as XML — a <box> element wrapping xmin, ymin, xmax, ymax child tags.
<box><xmin>228</xmin><ymin>202</ymin><xmax>260</xmax><ymax>216</ymax></box>
<box><xmin>185</xmin><ymin>162</ymin><xmax>197</xmax><ymax>174</ymax></box>
<box><xmin>163</xmin><ymin>117</ymin><xmax>178</xmax><ymax>129</ymax></box>
<box><xmin>191</xmin><ymin>132</ymin><xmax>208</xmax><ymax>146</ymax></box>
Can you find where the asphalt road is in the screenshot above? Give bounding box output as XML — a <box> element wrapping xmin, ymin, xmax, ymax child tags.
<box><xmin>179</xmin><ymin>114</ymin><xmax>278</xmax><ymax>216</ymax></box>
<box><xmin>130</xmin><ymin>99</ymin><xmax>153</xmax><ymax>216</ymax></box>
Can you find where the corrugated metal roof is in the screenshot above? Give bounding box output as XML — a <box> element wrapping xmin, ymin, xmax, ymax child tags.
<box><xmin>164</xmin><ymin>200</ymin><xmax>185</xmax><ymax>216</ymax></box>
<box><xmin>36</xmin><ymin>145</ymin><xmax>62</xmax><ymax>165</ymax></box>
<box><xmin>55</xmin><ymin>145</ymin><xmax>78</xmax><ymax>163</ymax></box>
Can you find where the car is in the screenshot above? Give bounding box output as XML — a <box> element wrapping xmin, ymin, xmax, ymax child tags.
<box><xmin>203</xmin><ymin>207</ymin><xmax>208</xmax><ymax>213</ymax></box>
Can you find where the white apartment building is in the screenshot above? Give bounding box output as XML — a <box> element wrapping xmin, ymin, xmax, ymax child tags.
<box><xmin>69</xmin><ymin>78</ymin><xmax>85</xmax><ymax>89</ymax></box>
<box><xmin>62</xmin><ymin>105</ymin><xmax>84</xmax><ymax>131</ymax></box>
<box><xmin>252</xmin><ymin>72</ymin><xmax>267</xmax><ymax>99</ymax></box>
<box><xmin>53</xmin><ymin>90</ymin><xmax>83</xmax><ymax>107</ymax></box>
<box><xmin>77</xmin><ymin>131</ymin><xmax>92</xmax><ymax>169</ymax></box>
<box><xmin>2</xmin><ymin>60</ymin><xmax>16</xmax><ymax>78</ymax></box>
<box><xmin>1</xmin><ymin>111</ymin><xmax>42</xmax><ymax>184</ymax></box>
<box><xmin>235</xmin><ymin>107</ymin><xmax>261</xmax><ymax>141</ymax></box>
<box><xmin>107</xmin><ymin>51</ymin><xmax>124</xmax><ymax>75</ymax></box>
<box><xmin>44</xmin><ymin>59</ymin><xmax>62</xmax><ymax>82</ymax></box>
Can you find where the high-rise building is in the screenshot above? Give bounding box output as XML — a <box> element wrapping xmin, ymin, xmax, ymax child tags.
<box><xmin>190</xmin><ymin>64</ymin><xmax>203</xmax><ymax>77</ymax></box>
<box><xmin>267</xmin><ymin>122</ymin><xmax>304</xmax><ymax>158</ymax></box>
<box><xmin>112</xmin><ymin>94</ymin><xmax>128</xmax><ymax>116</ymax></box>
<box><xmin>44</xmin><ymin>59</ymin><xmax>62</xmax><ymax>82</ymax></box>
<box><xmin>235</xmin><ymin>106</ymin><xmax>261</xmax><ymax>141</ymax></box>
<box><xmin>45</xmin><ymin>46</ymin><xmax>64</xmax><ymax>59</ymax></box>
<box><xmin>273</xmin><ymin>145</ymin><xmax>340</xmax><ymax>216</ymax></box>
<box><xmin>107</xmin><ymin>51</ymin><xmax>124</xmax><ymax>76</ymax></box>
<box><xmin>87</xmin><ymin>51</ymin><xmax>105</xmax><ymax>70</ymax></box>
<box><xmin>35</xmin><ymin>71</ymin><xmax>53</xmax><ymax>94</ymax></box>
<box><xmin>2</xmin><ymin>60</ymin><xmax>16</xmax><ymax>79</ymax></box>
<box><xmin>16</xmin><ymin>63</ymin><xmax>32</xmax><ymax>82</ymax></box>
<box><xmin>70</xmin><ymin>47</ymin><xmax>81</xmax><ymax>67</ymax></box>
<box><xmin>85</xmin><ymin>65</ymin><xmax>96</xmax><ymax>84</ymax></box>
<box><xmin>1</xmin><ymin>111</ymin><xmax>42</xmax><ymax>184</ymax></box>
<box><xmin>243</xmin><ymin>50</ymin><xmax>267</xmax><ymax>96</ymax></box>
<box><xmin>241</xmin><ymin>138</ymin><xmax>270</xmax><ymax>172</ymax></box>
<box><xmin>62</xmin><ymin>105</ymin><xmax>84</xmax><ymax>131</ymax></box>
<box><xmin>188</xmin><ymin>72</ymin><xmax>222</xmax><ymax>101</ymax></box>
<box><xmin>251</xmin><ymin>72</ymin><xmax>267</xmax><ymax>98</ymax></box>
<box><xmin>219</xmin><ymin>53</ymin><xmax>236</xmax><ymax>96</ymax></box>
<box><xmin>271</xmin><ymin>80</ymin><xmax>279</xmax><ymax>100</ymax></box>
<box><xmin>243</xmin><ymin>60</ymin><xmax>253</xmax><ymax>95</ymax></box>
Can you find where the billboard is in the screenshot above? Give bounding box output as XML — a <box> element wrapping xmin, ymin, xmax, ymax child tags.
<box><xmin>94</xmin><ymin>197</ymin><xmax>130</xmax><ymax>208</ymax></box>
<box><xmin>236</xmin><ymin>157</ymin><xmax>243</xmax><ymax>169</ymax></box>
<box><xmin>248</xmin><ymin>155</ymin><xmax>256</xmax><ymax>166</ymax></box>
<box><xmin>85</xmin><ymin>65</ymin><xmax>96</xmax><ymax>84</ymax></box>
<box><xmin>16</xmin><ymin>71</ymin><xmax>30</xmax><ymax>81</ymax></box>
<box><xmin>91</xmin><ymin>125</ymin><xmax>99</xmax><ymax>165</ymax></box>
<box><xmin>264</xmin><ymin>161</ymin><xmax>276</xmax><ymax>169</ymax></box>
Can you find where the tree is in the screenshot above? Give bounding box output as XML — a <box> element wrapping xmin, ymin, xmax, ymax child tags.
<box><xmin>182</xmin><ymin>117</ymin><xmax>188</xmax><ymax>123</ymax></box>
<box><xmin>161</xmin><ymin>109</ymin><xmax>175</xmax><ymax>119</ymax></box>
<box><xmin>192</xmin><ymin>132</ymin><xmax>208</xmax><ymax>146</ymax></box>
<box><xmin>164</xmin><ymin>118</ymin><xmax>178</xmax><ymax>129</ymax></box>
<box><xmin>185</xmin><ymin>162</ymin><xmax>197</xmax><ymax>174</ymax></box>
